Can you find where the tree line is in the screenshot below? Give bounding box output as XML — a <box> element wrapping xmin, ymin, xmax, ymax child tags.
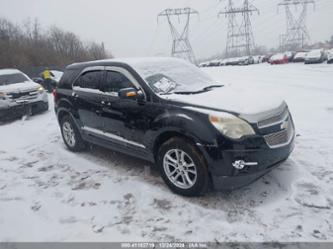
<box><xmin>0</xmin><ymin>18</ymin><xmax>112</xmax><ymax>69</ymax></box>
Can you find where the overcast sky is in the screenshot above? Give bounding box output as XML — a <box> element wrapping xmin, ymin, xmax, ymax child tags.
<box><xmin>0</xmin><ymin>0</ymin><xmax>332</xmax><ymax>59</ymax></box>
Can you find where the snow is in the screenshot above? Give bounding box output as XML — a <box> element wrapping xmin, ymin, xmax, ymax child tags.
<box><xmin>0</xmin><ymin>81</ymin><xmax>41</xmax><ymax>93</ymax></box>
<box><xmin>1</xmin><ymin>63</ymin><xmax>333</xmax><ymax>242</ymax></box>
<box><xmin>162</xmin><ymin>86</ymin><xmax>284</xmax><ymax>115</ymax></box>
<box><xmin>0</xmin><ymin>69</ymin><xmax>22</xmax><ymax>76</ymax></box>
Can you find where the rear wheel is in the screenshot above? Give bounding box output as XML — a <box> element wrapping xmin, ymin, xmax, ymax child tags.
<box><xmin>157</xmin><ymin>138</ymin><xmax>209</xmax><ymax>196</ymax></box>
<box><xmin>60</xmin><ymin>115</ymin><xmax>86</xmax><ymax>152</ymax></box>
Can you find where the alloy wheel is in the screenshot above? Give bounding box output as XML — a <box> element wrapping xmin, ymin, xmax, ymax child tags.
<box><xmin>163</xmin><ymin>149</ymin><xmax>197</xmax><ymax>189</ymax></box>
<box><xmin>62</xmin><ymin>121</ymin><xmax>76</xmax><ymax>147</ymax></box>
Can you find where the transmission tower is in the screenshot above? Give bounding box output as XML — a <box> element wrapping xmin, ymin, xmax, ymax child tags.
<box><xmin>278</xmin><ymin>0</ymin><xmax>315</xmax><ymax>51</ymax></box>
<box><xmin>219</xmin><ymin>0</ymin><xmax>259</xmax><ymax>57</ymax></box>
<box><xmin>158</xmin><ymin>7</ymin><xmax>199</xmax><ymax>64</ymax></box>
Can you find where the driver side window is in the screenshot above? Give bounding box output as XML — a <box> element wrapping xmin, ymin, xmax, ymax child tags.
<box><xmin>101</xmin><ymin>71</ymin><xmax>134</xmax><ymax>94</ymax></box>
<box><xmin>74</xmin><ymin>70</ymin><xmax>103</xmax><ymax>90</ymax></box>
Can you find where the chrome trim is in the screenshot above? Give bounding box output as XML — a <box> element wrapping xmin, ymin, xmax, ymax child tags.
<box><xmin>82</xmin><ymin>126</ymin><xmax>146</xmax><ymax>149</ymax></box>
<box><xmin>240</xmin><ymin>102</ymin><xmax>288</xmax><ymax>124</ymax></box>
<box><xmin>257</xmin><ymin>109</ymin><xmax>289</xmax><ymax>129</ymax></box>
<box><xmin>232</xmin><ymin>160</ymin><xmax>258</xmax><ymax>170</ymax></box>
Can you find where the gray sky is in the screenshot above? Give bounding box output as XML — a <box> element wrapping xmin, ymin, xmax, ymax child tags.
<box><xmin>0</xmin><ymin>0</ymin><xmax>332</xmax><ymax>59</ymax></box>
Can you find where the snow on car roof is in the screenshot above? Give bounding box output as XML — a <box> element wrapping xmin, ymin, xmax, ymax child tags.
<box><xmin>0</xmin><ymin>68</ymin><xmax>22</xmax><ymax>75</ymax></box>
<box><xmin>68</xmin><ymin>57</ymin><xmax>191</xmax><ymax>69</ymax></box>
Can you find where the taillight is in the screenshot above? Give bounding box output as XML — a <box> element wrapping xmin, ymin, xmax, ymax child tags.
<box><xmin>52</xmin><ymin>88</ymin><xmax>57</xmax><ymax>101</ymax></box>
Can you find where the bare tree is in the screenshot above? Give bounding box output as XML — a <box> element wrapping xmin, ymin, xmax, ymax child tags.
<box><xmin>0</xmin><ymin>18</ymin><xmax>112</xmax><ymax>69</ymax></box>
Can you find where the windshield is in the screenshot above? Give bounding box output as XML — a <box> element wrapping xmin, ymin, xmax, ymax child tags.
<box><xmin>132</xmin><ymin>59</ymin><xmax>217</xmax><ymax>94</ymax></box>
<box><xmin>0</xmin><ymin>73</ymin><xmax>29</xmax><ymax>86</ymax></box>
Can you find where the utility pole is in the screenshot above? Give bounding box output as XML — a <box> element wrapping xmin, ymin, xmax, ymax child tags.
<box><xmin>219</xmin><ymin>0</ymin><xmax>259</xmax><ymax>58</ymax></box>
<box><xmin>278</xmin><ymin>0</ymin><xmax>315</xmax><ymax>51</ymax></box>
<box><xmin>158</xmin><ymin>7</ymin><xmax>199</xmax><ymax>64</ymax></box>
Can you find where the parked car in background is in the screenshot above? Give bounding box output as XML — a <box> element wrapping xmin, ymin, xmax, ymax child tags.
<box><xmin>238</xmin><ymin>56</ymin><xmax>254</xmax><ymax>66</ymax></box>
<box><xmin>199</xmin><ymin>62</ymin><xmax>210</xmax><ymax>67</ymax></box>
<box><xmin>208</xmin><ymin>60</ymin><xmax>220</xmax><ymax>67</ymax></box>
<box><xmin>0</xmin><ymin>69</ymin><xmax>49</xmax><ymax>121</ymax></box>
<box><xmin>285</xmin><ymin>51</ymin><xmax>295</xmax><ymax>62</ymax></box>
<box><xmin>225</xmin><ymin>57</ymin><xmax>253</xmax><ymax>66</ymax></box>
<box><xmin>292</xmin><ymin>51</ymin><xmax>308</xmax><ymax>63</ymax></box>
<box><xmin>54</xmin><ymin>57</ymin><xmax>295</xmax><ymax>196</ymax></box>
<box><xmin>35</xmin><ymin>70</ymin><xmax>64</xmax><ymax>93</ymax></box>
<box><xmin>50</xmin><ymin>70</ymin><xmax>64</xmax><ymax>83</ymax></box>
<box><xmin>326</xmin><ymin>49</ymin><xmax>333</xmax><ymax>64</ymax></box>
<box><xmin>305</xmin><ymin>49</ymin><xmax>326</xmax><ymax>64</ymax></box>
<box><xmin>269</xmin><ymin>53</ymin><xmax>289</xmax><ymax>65</ymax></box>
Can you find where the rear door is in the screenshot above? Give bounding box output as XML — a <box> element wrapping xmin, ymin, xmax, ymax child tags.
<box><xmin>72</xmin><ymin>67</ymin><xmax>105</xmax><ymax>133</ymax></box>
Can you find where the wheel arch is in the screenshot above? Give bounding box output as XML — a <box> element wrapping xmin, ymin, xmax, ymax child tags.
<box><xmin>152</xmin><ymin>130</ymin><xmax>208</xmax><ymax>165</ymax></box>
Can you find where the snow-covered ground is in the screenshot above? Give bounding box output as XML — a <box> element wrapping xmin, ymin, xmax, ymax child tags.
<box><xmin>0</xmin><ymin>63</ymin><xmax>333</xmax><ymax>242</ymax></box>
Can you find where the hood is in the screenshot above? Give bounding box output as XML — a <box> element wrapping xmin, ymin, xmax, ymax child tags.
<box><xmin>162</xmin><ymin>86</ymin><xmax>285</xmax><ymax>121</ymax></box>
<box><xmin>0</xmin><ymin>81</ymin><xmax>41</xmax><ymax>93</ymax></box>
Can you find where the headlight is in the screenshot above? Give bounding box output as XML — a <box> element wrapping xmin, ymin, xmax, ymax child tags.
<box><xmin>0</xmin><ymin>92</ymin><xmax>6</xmax><ymax>100</ymax></box>
<box><xmin>209</xmin><ymin>113</ymin><xmax>255</xmax><ymax>139</ymax></box>
<box><xmin>37</xmin><ymin>86</ymin><xmax>45</xmax><ymax>92</ymax></box>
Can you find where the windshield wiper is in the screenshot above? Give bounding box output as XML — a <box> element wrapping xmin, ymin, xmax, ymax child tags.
<box><xmin>202</xmin><ymin>84</ymin><xmax>224</xmax><ymax>91</ymax></box>
<box><xmin>174</xmin><ymin>84</ymin><xmax>224</xmax><ymax>95</ymax></box>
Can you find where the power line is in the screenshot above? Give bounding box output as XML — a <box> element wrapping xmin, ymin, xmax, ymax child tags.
<box><xmin>158</xmin><ymin>7</ymin><xmax>199</xmax><ymax>64</ymax></box>
<box><xmin>219</xmin><ymin>0</ymin><xmax>259</xmax><ymax>57</ymax></box>
<box><xmin>278</xmin><ymin>0</ymin><xmax>316</xmax><ymax>51</ymax></box>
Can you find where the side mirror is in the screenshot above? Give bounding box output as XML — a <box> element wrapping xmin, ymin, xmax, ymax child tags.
<box><xmin>118</xmin><ymin>87</ymin><xmax>144</xmax><ymax>100</ymax></box>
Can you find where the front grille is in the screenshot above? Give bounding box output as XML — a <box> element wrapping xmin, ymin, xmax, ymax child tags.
<box><xmin>264</xmin><ymin>117</ymin><xmax>294</xmax><ymax>148</ymax></box>
<box><xmin>9</xmin><ymin>91</ymin><xmax>38</xmax><ymax>100</ymax></box>
<box><xmin>258</xmin><ymin>107</ymin><xmax>289</xmax><ymax>128</ymax></box>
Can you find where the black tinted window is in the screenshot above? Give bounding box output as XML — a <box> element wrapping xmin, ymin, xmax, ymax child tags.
<box><xmin>75</xmin><ymin>70</ymin><xmax>103</xmax><ymax>89</ymax></box>
<box><xmin>102</xmin><ymin>71</ymin><xmax>134</xmax><ymax>93</ymax></box>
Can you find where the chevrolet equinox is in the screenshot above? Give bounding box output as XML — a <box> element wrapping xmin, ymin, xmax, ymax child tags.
<box><xmin>54</xmin><ymin>57</ymin><xmax>295</xmax><ymax>196</ymax></box>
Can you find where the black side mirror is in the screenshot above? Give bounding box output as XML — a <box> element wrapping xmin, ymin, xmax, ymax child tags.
<box><xmin>118</xmin><ymin>87</ymin><xmax>144</xmax><ymax>100</ymax></box>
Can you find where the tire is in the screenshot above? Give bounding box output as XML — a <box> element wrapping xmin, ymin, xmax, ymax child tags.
<box><xmin>157</xmin><ymin>137</ymin><xmax>209</xmax><ymax>197</ymax></box>
<box><xmin>42</xmin><ymin>102</ymin><xmax>49</xmax><ymax>112</ymax></box>
<box><xmin>60</xmin><ymin>115</ymin><xmax>86</xmax><ymax>152</ymax></box>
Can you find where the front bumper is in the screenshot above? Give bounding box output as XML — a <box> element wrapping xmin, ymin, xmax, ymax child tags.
<box><xmin>201</xmin><ymin>135</ymin><xmax>295</xmax><ymax>190</ymax></box>
<box><xmin>0</xmin><ymin>93</ymin><xmax>48</xmax><ymax>120</ymax></box>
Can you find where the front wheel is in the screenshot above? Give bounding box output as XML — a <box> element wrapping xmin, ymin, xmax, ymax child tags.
<box><xmin>60</xmin><ymin>115</ymin><xmax>86</xmax><ymax>152</ymax></box>
<box><xmin>157</xmin><ymin>138</ymin><xmax>209</xmax><ymax>197</ymax></box>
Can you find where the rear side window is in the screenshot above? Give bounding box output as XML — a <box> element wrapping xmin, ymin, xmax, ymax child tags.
<box><xmin>101</xmin><ymin>71</ymin><xmax>134</xmax><ymax>93</ymax></box>
<box><xmin>74</xmin><ymin>70</ymin><xmax>103</xmax><ymax>90</ymax></box>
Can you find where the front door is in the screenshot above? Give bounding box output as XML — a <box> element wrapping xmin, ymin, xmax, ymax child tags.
<box><xmin>99</xmin><ymin>67</ymin><xmax>148</xmax><ymax>151</ymax></box>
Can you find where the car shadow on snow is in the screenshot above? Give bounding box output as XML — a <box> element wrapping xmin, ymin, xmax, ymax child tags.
<box><xmin>73</xmin><ymin>143</ymin><xmax>297</xmax><ymax>210</ymax></box>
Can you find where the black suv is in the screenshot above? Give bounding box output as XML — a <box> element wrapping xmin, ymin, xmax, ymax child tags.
<box><xmin>54</xmin><ymin>57</ymin><xmax>295</xmax><ymax>196</ymax></box>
